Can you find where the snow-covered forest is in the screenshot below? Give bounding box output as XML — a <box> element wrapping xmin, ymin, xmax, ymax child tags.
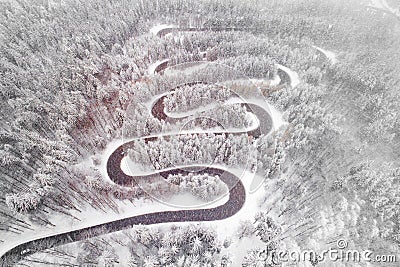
<box><xmin>127</xmin><ymin>133</ymin><xmax>253</xmax><ymax>170</ymax></box>
<box><xmin>164</xmin><ymin>84</ymin><xmax>232</xmax><ymax>113</ymax></box>
<box><xmin>1</xmin><ymin>0</ymin><xmax>400</xmax><ymax>266</ymax></box>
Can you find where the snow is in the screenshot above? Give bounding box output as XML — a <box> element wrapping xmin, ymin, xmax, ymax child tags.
<box><xmin>0</xmin><ymin>114</ymin><xmax>284</xmax><ymax>263</ymax></box>
<box><xmin>245</xmin><ymin>112</ymin><xmax>260</xmax><ymax>131</ymax></box>
<box><xmin>113</xmin><ymin>164</ymin><xmax>266</xmax><ymax>242</ymax></box>
<box><xmin>250</xmin><ymin>74</ymin><xmax>281</xmax><ymax>87</ymax></box>
<box><xmin>163</xmin><ymin>98</ymin><xmax>233</xmax><ymax>119</ymax></box>
<box><xmin>145</xmin><ymin>91</ymin><xmax>170</xmax><ymax>113</ymax></box>
<box><xmin>0</xmin><ymin>195</ymin><xmax>191</xmax><ymax>257</ymax></box>
<box><xmin>92</xmin><ymin>170</ymin><xmax>268</xmax><ymax>264</ymax></box>
<box><xmin>121</xmin><ymin>168</ymin><xmax>269</xmax><ymax>260</ymax></box>
<box><xmin>1</xmin><ymin>76</ymin><xmax>288</xmax><ymax>260</ymax></box>
<box><xmin>229</xmin><ymin>236</ymin><xmax>265</xmax><ymax>263</ymax></box>
<box><xmin>121</xmin><ymin>158</ymin><xmax>249</xmax><ymax>182</ymax></box>
<box><xmin>312</xmin><ymin>45</ymin><xmax>338</xmax><ymax>64</ymax></box>
<box><xmin>121</xmin><ymin>161</ymin><xmax>231</xmax><ymax>208</ymax></box>
<box><xmin>147</xmin><ymin>58</ymin><xmax>169</xmax><ymax>75</ymax></box>
<box><xmin>206</xmin><ymin>170</ymin><xmax>268</xmax><ymax>252</ymax></box>
<box><xmin>149</xmin><ymin>24</ymin><xmax>176</xmax><ymax>36</ymax></box>
<box><xmin>212</xmin><ymin>78</ymin><xmax>288</xmax><ymax>131</ymax></box>
<box><xmin>0</xmin><ymin>165</ymin><xmax>230</xmax><ymax>259</ymax></box>
<box><xmin>248</xmin><ymin>96</ymin><xmax>286</xmax><ymax>131</ymax></box>
<box><xmin>270</xmin><ymin>74</ymin><xmax>282</xmax><ymax>86</ymax></box>
<box><xmin>146</xmin><ymin>58</ymin><xmax>287</xmax><ymax>133</ymax></box>
<box><xmin>268</xmin><ymin>103</ymin><xmax>286</xmax><ymax>130</ymax></box>
<box><xmin>149</xmin><ymin>171</ymin><xmax>270</xmax><ymax>263</ymax></box>
<box><xmin>276</xmin><ymin>64</ymin><xmax>300</xmax><ymax>89</ymax></box>
<box><xmin>120</xmin><ymin>158</ymin><xmax>152</xmax><ymax>176</ymax></box>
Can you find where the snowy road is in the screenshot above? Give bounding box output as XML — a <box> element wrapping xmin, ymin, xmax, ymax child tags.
<box><xmin>276</xmin><ymin>64</ymin><xmax>300</xmax><ymax>89</ymax></box>
<box><xmin>0</xmin><ymin>61</ymin><xmax>274</xmax><ymax>267</ymax></box>
<box><xmin>0</xmin><ymin>26</ymin><xmax>281</xmax><ymax>266</ymax></box>
<box><xmin>312</xmin><ymin>45</ymin><xmax>338</xmax><ymax>64</ymax></box>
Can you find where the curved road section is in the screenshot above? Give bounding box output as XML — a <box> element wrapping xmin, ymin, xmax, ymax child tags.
<box><xmin>0</xmin><ymin>39</ymin><xmax>273</xmax><ymax>267</ymax></box>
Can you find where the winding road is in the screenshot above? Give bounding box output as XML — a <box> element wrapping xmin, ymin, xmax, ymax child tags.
<box><xmin>0</xmin><ymin>20</ymin><xmax>340</xmax><ymax>266</ymax></box>
<box><xmin>0</xmin><ymin>56</ymin><xmax>274</xmax><ymax>266</ymax></box>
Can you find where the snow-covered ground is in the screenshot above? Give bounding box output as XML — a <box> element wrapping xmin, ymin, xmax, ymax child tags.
<box><xmin>147</xmin><ymin>58</ymin><xmax>209</xmax><ymax>76</ymax></box>
<box><xmin>214</xmin><ymin>78</ymin><xmax>288</xmax><ymax>131</ymax></box>
<box><xmin>147</xmin><ymin>58</ymin><xmax>169</xmax><ymax>75</ymax></box>
<box><xmin>97</xmin><ymin>169</ymin><xmax>267</xmax><ymax>264</ymax></box>
<box><xmin>276</xmin><ymin>64</ymin><xmax>300</xmax><ymax>88</ymax></box>
<box><xmin>117</xmin><ymin>149</ymin><xmax>267</xmax><ymax>245</ymax></box>
<box><xmin>268</xmin><ymin>104</ymin><xmax>286</xmax><ymax>131</ymax></box>
<box><xmin>270</xmin><ymin>74</ymin><xmax>282</xmax><ymax>86</ymax></box>
<box><xmin>149</xmin><ymin>24</ymin><xmax>177</xmax><ymax>36</ymax></box>
<box><xmin>312</xmin><ymin>45</ymin><xmax>338</xmax><ymax>64</ymax></box>
<box><xmin>250</xmin><ymin>74</ymin><xmax>281</xmax><ymax>87</ymax></box>
<box><xmin>0</xmin><ymin>191</ymin><xmax>230</xmax><ymax>259</ymax></box>
<box><xmin>206</xmin><ymin>169</ymin><xmax>268</xmax><ymax>263</ymax></box>
<box><xmin>164</xmin><ymin>60</ymin><xmax>209</xmax><ymax>76</ymax></box>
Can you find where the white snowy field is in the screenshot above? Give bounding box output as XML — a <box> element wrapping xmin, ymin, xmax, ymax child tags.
<box><xmin>149</xmin><ymin>24</ymin><xmax>177</xmax><ymax>36</ymax></box>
